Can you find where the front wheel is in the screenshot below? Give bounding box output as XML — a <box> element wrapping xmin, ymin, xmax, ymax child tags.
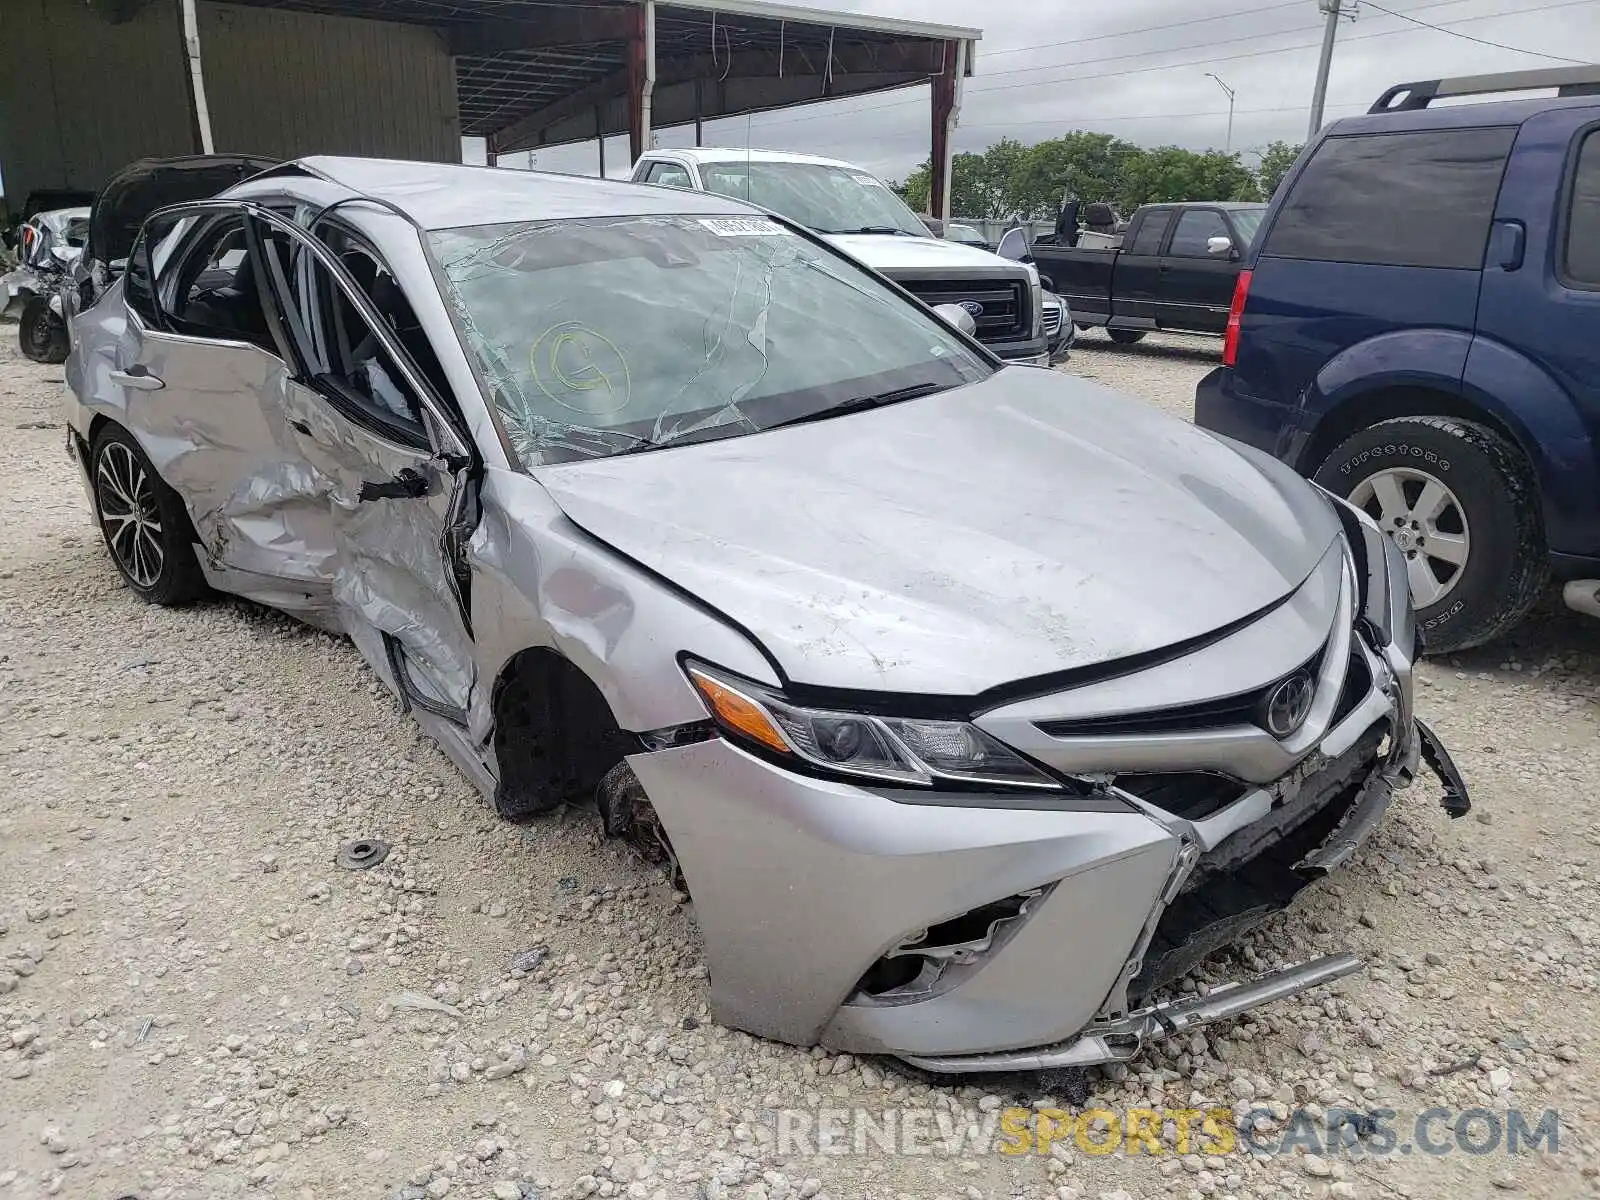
<box><xmin>1314</xmin><ymin>416</ymin><xmax>1545</xmax><ymax>653</ymax></box>
<box><xmin>1106</xmin><ymin>328</ymin><xmax>1147</xmax><ymax>345</ymax></box>
<box><xmin>19</xmin><ymin>294</ymin><xmax>68</xmax><ymax>363</ymax></box>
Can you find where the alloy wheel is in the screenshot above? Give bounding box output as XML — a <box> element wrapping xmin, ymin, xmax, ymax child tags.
<box><xmin>95</xmin><ymin>441</ymin><xmax>166</xmax><ymax>589</ymax></box>
<box><xmin>1349</xmin><ymin>466</ymin><xmax>1471</xmax><ymax>607</ymax></box>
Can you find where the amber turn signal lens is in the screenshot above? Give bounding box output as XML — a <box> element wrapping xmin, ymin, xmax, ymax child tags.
<box><xmin>686</xmin><ymin>667</ymin><xmax>791</xmax><ymax>755</ymax></box>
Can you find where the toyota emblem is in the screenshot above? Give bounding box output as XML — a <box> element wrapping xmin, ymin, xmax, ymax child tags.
<box><xmin>1260</xmin><ymin>669</ymin><xmax>1316</xmax><ymax>739</ymax></box>
<box><xmin>959</xmin><ymin>300</ymin><xmax>984</xmax><ymax>317</ymax></box>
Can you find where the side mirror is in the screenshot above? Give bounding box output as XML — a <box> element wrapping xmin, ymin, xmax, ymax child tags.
<box><xmin>996</xmin><ymin>228</ymin><xmax>1030</xmax><ymax>262</ymax></box>
<box><xmin>1207</xmin><ymin>236</ymin><xmax>1236</xmax><ymax>258</ymax></box>
<box><xmin>931</xmin><ymin>303</ymin><xmax>978</xmax><ymax>336</ymax></box>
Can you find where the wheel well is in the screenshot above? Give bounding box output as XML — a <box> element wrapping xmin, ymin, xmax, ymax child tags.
<box><xmin>490</xmin><ymin>647</ymin><xmax>637</xmax><ymax>818</ymax></box>
<box><xmin>1299</xmin><ymin>386</ymin><xmax>1533</xmax><ymax>477</ymax></box>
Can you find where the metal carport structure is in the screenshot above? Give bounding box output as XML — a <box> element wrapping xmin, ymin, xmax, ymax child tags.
<box><xmin>224</xmin><ymin>0</ymin><xmax>980</xmax><ymax>219</ymax></box>
<box><xmin>2</xmin><ymin>0</ymin><xmax>977</xmax><ymax>223</ymax></box>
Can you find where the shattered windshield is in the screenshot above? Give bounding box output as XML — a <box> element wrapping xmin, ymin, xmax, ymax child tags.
<box><xmin>698</xmin><ymin>162</ymin><xmax>931</xmax><ymax>237</ymax></box>
<box><xmin>428</xmin><ymin>214</ymin><xmax>989</xmax><ymax>467</ymax></box>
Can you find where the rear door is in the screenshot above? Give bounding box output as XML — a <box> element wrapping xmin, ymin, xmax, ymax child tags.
<box><xmin>1473</xmin><ymin>108</ymin><xmax>1600</xmax><ymax>556</ymax></box>
<box><xmin>255</xmin><ymin>210</ymin><xmax>481</xmax><ymax>719</ymax></box>
<box><xmin>1157</xmin><ymin>207</ymin><xmax>1236</xmax><ymax>333</ymax></box>
<box><xmin>1236</xmin><ymin>126</ymin><xmax>1515</xmax><ymax>414</ymax></box>
<box><xmin>1110</xmin><ymin>207</ymin><xmax>1172</xmax><ymax>326</ymax></box>
<box><xmin>114</xmin><ymin>201</ymin><xmax>336</xmax><ymax>591</ymax></box>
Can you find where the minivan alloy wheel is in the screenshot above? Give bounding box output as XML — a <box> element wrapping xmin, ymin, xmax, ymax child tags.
<box><xmin>95</xmin><ymin>441</ymin><xmax>166</xmax><ymax>588</ymax></box>
<box><xmin>1349</xmin><ymin>466</ymin><xmax>1470</xmax><ymax>606</ymax></box>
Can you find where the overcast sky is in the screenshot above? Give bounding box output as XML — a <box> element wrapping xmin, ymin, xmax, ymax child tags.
<box><xmin>474</xmin><ymin>0</ymin><xmax>1600</xmax><ymax>183</ymax></box>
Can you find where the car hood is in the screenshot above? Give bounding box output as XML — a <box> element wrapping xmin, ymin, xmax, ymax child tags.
<box><xmin>821</xmin><ymin>232</ymin><xmax>1027</xmax><ymax>274</ymax></box>
<box><xmin>534</xmin><ymin>367</ymin><xmax>1341</xmax><ymax>696</ymax></box>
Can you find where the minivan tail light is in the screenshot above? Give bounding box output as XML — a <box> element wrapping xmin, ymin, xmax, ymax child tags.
<box><xmin>1222</xmin><ymin>268</ymin><xmax>1252</xmax><ymax>367</ymax></box>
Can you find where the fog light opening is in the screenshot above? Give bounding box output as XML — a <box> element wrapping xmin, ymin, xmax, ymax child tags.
<box><xmin>853</xmin><ymin>887</ymin><xmax>1047</xmax><ymax>1000</ymax></box>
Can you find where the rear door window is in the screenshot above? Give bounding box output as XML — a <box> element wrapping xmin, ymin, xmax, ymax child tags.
<box><xmin>645</xmin><ymin>162</ymin><xmax>693</xmax><ymax>188</ymax></box>
<box><xmin>1128</xmin><ymin>210</ymin><xmax>1172</xmax><ymax>256</ymax></box>
<box><xmin>1564</xmin><ymin>127</ymin><xmax>1600</xmax><ymax>286</ymax></box>
<box><xmin>1262</xmin><ymin>128</ymin><xmax>1515</xmax><ymax>269</ymax></box>
<box><xmin>1167</xmin><ymin>209</ymin><xmax>1229</xmax><ymax>257</ymax></box>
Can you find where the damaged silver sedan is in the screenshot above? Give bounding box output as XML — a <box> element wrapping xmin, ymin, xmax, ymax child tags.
<box><xmin>63</xmin><ymin>157</ymin><xmax>1470</xmax><ymax>1074</ymax></box>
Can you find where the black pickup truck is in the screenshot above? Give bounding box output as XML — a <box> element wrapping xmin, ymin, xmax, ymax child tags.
<box><xmin>1023</xmin><ymin>202</ymin><xmax>1266</xmax><ymax>343</ymax></box>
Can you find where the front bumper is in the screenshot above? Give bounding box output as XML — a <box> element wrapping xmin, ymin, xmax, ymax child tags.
<box><xmin>632</xmin><ymin>538</ymin><xmax>1468</xmax><ymax>1070</ymax></box>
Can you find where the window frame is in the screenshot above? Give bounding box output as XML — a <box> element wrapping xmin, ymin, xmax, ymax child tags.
<box><xmin>645</xmin><ymin>161</ymin><xmax>695</xmax><ymax>189</ymax></box>
<box><xmin>122</xmin><ymin>200</ymin><xmax>293</xmax><ymax>363</ymax></box>
<box><xmin>1259</xmin><ymin>126</ymin><xmax>1517</xmax><ymax>270</ymax></box>
<box><xmin>1128</xmin><ymin>208</ymin><xmax>1174</xmax><ymax>257</ymax></box>
<box><xmin>250</xmin><ymin>205</ymin><xmax>470</xmax><ymax>458</ymax></box>
<box><xmin>1556</xmin><ymin>119</ymin><xmax>1600</xmax><ymax>292</ymax></box>
<box><xmin>1165</xmin><ymin>208</ymin><xmax>1231</xmax><ymax>259</ymax></box>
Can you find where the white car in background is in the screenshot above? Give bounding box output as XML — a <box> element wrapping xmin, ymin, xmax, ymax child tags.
<box><xmin>630</xmin><ymin>148</ymin><xmax>1050</xmax><ymax>366</ymax></box>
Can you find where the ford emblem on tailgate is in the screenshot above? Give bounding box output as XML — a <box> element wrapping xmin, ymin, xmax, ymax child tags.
<box><xmin>959</xmin><ymin>300</ymin><xmax>984</xmax><ymax>317</ymax></box>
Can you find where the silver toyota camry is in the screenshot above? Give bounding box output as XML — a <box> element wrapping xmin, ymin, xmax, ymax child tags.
<box><xmin>63</xmin><ymin>157</ymin><xmax>1471</xmax><ymax>1075</ymax></box>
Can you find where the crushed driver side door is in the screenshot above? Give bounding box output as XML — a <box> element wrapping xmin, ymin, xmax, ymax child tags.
<box><xmin>252</xmin><ymin>209</ymin><xmax>480</xmax><ymax>721</ymax></box>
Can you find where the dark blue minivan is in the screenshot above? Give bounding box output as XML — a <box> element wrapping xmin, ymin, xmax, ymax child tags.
<box><xmin>1196</xmin><ymin>67</ymin><xmax>1600</xmax><ymax>652</ymax></box>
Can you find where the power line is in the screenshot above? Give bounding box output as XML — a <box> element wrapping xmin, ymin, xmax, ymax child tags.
<box><xmin>960</xmin><ymin>0</ymin><xmax>1483</xmax><ymax>82</ymax></box>
<box><xmin>752</xmin><ymin>0</ymin><xmax>1591</xmax><ymax>129</ymax></box>
<box><xmin>957</xmin><ymin>101</ymin><xmax>1368</xmax><ymax>131</ymax></box>
<box><xmin>1358</xmin><ymin>0</ymin><xmax>1593</xmax><ymax>64</ymax></box>
<box><xmin>978</xmin><ymin>1</ymin><xmax>1306</xmax><ymax>59</ymax></box>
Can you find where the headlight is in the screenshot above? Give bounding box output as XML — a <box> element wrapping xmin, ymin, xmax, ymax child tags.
<box><xmin>684</xmin><ymin>661</ymin><xmax>1061</xmax><ymax>790</ymax></box>
<box><xmin>1320</xmin><ymin>485</ymin><xmax>1415</xmax><ymax>652</ymax></box>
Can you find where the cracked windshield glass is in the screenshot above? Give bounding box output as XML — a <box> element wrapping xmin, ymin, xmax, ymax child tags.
<box><xmin>428</xmin><ymin>213</ymin><xmax>986</xmax><ymax>466</ymax></box>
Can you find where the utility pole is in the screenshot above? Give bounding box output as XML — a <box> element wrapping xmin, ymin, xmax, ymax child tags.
<box><xmin>1206</xmin><ymin>72</ymin><xmax>1236</xmax><ymax>153</ymax></box>
<box><xmin>1309</xmin><ymin>0</ymin><xmax>1356</xmax><ymax>138</ymax></box>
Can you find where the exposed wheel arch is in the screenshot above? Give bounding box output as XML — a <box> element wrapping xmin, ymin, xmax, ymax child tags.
<box><xmin>1301</xmin><ymin>385</ymin><xmax>1539</xmax><ymax>497</ymax></box>
<box><xmin>489</xmin><ymin>646</ymin><xmax>639</xmax><ymax>822</ymax></box>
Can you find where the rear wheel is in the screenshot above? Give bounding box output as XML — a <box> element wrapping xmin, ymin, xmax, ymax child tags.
<box><xmin>90</xmin><ymin>425</ymin><xmax>208</xmax><ymax>606</ymax></box>
<box><xmin>1313</xmin><ymin>416</ymin><xmax>1545</xmax><ymax>652</ymax></box>
<box><xmin>19</xmin><ymin>295</ymin><xmax>68</xmax><ymax>364</ymax></box>
<box><xmin>1106</xmin><ymin>328</ymin><xmax>1146</xmax><ymax>345</ymax></box>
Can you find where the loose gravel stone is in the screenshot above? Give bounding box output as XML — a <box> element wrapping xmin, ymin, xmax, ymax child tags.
<box><xmin>0</xmin><ymin>329</ymin><xmax>1593</xmax><ymax>1200</ymax></box>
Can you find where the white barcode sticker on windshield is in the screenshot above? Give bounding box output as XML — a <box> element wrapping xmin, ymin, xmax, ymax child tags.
<box><xmin>698</xmin><ymin>217</ymin><xmax>791</xmax><ymax>237</ymax></box>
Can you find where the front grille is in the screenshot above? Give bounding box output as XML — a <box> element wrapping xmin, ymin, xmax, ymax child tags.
<box><xmin>895</xmin><ymin>277</ymin><xmax>1028</xmax><ymax>342</ymax></box>
<box><xmin>1115</xmin><ymin>772</ymin><xmax>1250</xmax><ymax>821</ymax></box>
<box><xmin>1129</xmin><ymin>722</ymin><xmax>1386</xmax><ymax>1000</ymax></box>
<box><xmin>1037</xmin><ymin>645</ymin><xmax>1328</xmax><ymax>739</ymax></box>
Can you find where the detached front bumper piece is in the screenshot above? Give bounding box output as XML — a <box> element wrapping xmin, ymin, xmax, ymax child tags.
<box><xmin>899</xmin><ymin>953</ymin><xmax>1363</xmax><ymax>1073</ymax></box>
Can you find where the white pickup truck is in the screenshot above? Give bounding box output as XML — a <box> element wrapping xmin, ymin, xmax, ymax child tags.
<box><xmin>630</xmin><ymin>148</ymin><xmax>1049</xmax><ymax>366</ymax></box>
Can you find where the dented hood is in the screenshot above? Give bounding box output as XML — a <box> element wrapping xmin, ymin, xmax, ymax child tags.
<box><xmin>535</xmin><ymin>367</ymin><xmax>1341</xmax><ymax>696</ymax></box>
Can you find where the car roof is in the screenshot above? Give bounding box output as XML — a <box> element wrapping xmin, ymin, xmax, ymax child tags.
<box><xmin>640</xmin><ymin>147</ymin><xmax>874</xmax><ymax>172</ymax></box>
<box><xmin>1324</xmin><ymin>91</ymin><xmax>1600</xmax><ymax>137</ymax></box>
<box><xmin>269</xmin><ymin>156</ymin><xmax>759</xmax><ymax>230</ymax></box>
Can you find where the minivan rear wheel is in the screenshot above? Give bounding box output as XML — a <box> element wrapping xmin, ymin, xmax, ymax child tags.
<box><xmin>1314</xmin><ymin>416</ymin><xmax>1545</xmax><ymax>653</ymax></box>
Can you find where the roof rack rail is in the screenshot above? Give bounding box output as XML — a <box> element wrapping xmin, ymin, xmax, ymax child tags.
<box><xmin>1370</xmin><ymin>65</ymin><xmax>1600</xmax><ymax>113</ymax></box>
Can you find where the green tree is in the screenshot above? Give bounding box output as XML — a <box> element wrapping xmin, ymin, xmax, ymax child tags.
<box><xmin>1256</xmin><ymin>140</ymin><xmax>1303</xmax><ymax>199</ymax></box>
<box><xmin>1008</xmin><ymin>132</ymin><xmax>1145</xmax><ymax>220</ymax></box>
<box><xmin>1115</xmin><ymin>147</ymin><xmax>1260</xmax><ymax>213</ymax></box>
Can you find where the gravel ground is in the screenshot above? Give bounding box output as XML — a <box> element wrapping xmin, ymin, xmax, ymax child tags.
<box><xmin>1</xmin><ymin>326</ymin><xmax>1598</xmax><ymax>1200</ymax></box>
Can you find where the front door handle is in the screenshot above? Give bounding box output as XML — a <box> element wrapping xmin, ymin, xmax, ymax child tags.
<box><xmin>110</xmin><ymin>365</ymin><xmax>164</xmax><ymax>391</ymax></box>
<box><xmin>358</xmin><ymin>467</ymin><xmax>430</xmax><ymax>502</ymax></box>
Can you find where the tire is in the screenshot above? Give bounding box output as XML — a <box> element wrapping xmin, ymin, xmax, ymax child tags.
<box><xmin>19</xmin><ymin>294</ymin><xmax>68</xmax><ymax>364</ymax></box>
<box><xmin>1106</xmin><ymin>328</ymin><xmax>1147</xmax><ymax>345</ymax></box>
<box><xmin>90</xmin><ymin>424</ymin><xmax>208</xmax><ymax>606</ymax></box>
<box><xmin>1313</xmin><ymin>416</ymin><xmax>1546</xmax><ymax>653</ymax></box>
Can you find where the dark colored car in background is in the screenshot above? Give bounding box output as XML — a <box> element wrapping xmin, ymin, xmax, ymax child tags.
<box><xmin>1027</xmin><ymin>201</ymin><xmax>1265</xmax><ymax>343</ymax></box>
<box><xmin>1196</xmin><ymin>66</ymin><xmax>1600</xmax><ymax>652</ymax></box>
